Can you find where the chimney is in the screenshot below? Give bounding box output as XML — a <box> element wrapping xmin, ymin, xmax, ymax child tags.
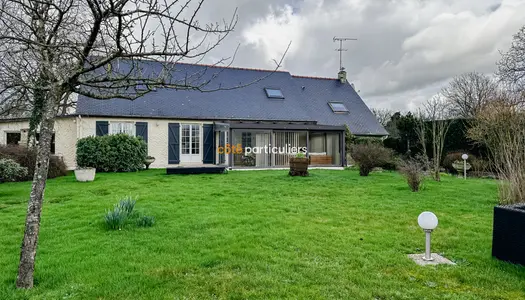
<box><xmin>338</xmin><ymin>69</ymin><xmax>347</xmax><ymax>83</ymax></box>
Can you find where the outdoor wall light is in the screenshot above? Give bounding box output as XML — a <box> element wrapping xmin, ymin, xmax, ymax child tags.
<box><xmin>462</xmin><ymin>154</ymin><xmax>469</xmax><ymax>179</ymax></box>
<box><xmin>418</xmin><ymin>212</ymin><xmax>438</xmax><ymax>261</ymax></box>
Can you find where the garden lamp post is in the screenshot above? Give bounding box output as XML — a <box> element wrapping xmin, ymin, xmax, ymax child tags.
<box><xmin>418</xmin><ymin>212</ymin><xmax>438</xmax><ymax>261</ymax></box>
<box><xmin>461</xmin><ymin>154</ymin><xmax>468</xmax><ymax>179</ymax></box>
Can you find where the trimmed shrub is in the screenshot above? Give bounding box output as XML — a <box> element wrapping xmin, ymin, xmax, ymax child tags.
<box><xmin>399</xmin><ymin>156</ymin><xmax>426</xmax><ymax>192</ymax></box>
<box><xmin>0</xmin><ymin>158</ymin><xmax>28</xmax><ymax>182</ymax></box>
<box><xmin>0</xmin><ymin>145</ymin><xmax>67</xmax><ymax>181</ymax></box>
<box><xmin>350</xmin><ymin>144</ymin><xmax>393</xmax><ymax>176</ymax></box>
<box><xmin>77</xmin><ymin>134</ymin><xmax>147</xmax><ymax>172</ymax></box>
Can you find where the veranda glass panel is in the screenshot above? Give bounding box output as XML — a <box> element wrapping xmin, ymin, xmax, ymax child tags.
<box><xmin>274</xmin><ymin>131</ymin><xmax>307</xmax><ymax>166</ymax></box>
<box><xmin>309</xmin><ymin>132</ymin><xmax>341</xmax><ymax>166</ymax></box>
<box><xmin>216</xmin><ymin>131</ymin><xmax>227</xmax><ymax>165</ymax></box>
<box><xmin>232</xmin><ymin>130</ymin><xmax>272</xmax><ymax>167</ymax></box>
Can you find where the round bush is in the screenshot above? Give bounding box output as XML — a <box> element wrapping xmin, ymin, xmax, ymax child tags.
<box><xmin>76</xmin><ymin>134</ymin><xmax>147</xmax><ymax>172</ymax></box>
<box><xmin>350</xmin><ymin>143</ymin><xmax>393</xmax><ymax>176</ymax></box>
<box><xmin>0</xmin><ymin>158</ymin><xmax>28</xmax><ymax>182</ymax></box>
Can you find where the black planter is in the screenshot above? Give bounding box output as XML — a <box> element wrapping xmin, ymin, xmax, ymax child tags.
<box><xmin>492</xmin><ymin>204</ymin><xmax>525</xmax><ymax>265</ymax></box>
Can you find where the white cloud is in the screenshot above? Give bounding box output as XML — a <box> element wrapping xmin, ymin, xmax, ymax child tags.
<box><xmin>196</xmin><ymin>0</ymin><xmax>525</xmax><ymax>111</ymax></box>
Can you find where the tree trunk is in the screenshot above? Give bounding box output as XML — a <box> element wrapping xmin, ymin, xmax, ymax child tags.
<box><xmin>16</xmin><ymin>98</ymin><xmax>56</xmax><ymax>289</ymax></box>
<box><xmin>434</xmin><ymin>160</ymin><xmax>441</xmax><ymax>182</ymax></box>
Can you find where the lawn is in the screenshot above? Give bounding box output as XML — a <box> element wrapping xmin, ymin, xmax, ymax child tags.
<box><xmin>0</xmin><ymin>169</ymin><xmax>524</xmax><ymax>299</ymax></box>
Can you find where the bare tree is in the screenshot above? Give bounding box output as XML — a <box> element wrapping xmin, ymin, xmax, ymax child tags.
<box><xmin>498</xmin><ymin>25</ymin><xmax>525</xmax><ymax>93</ymax></box>
<box><xmin>371</xmin><ymin>108</ymin><xmax>393</xmax><ymax>127</ymax></box>
<box><xmin>0</xmin><ymin>0</ymin><xmax>286</xmax><ymax>289</ymax></box>
<box><xmin>423</xmin><ymin>95</ymin><xmax>452</xmax><ymax>182</ymax></box>
<box><xmin>414</xmin><ymin>109</ymin><xmax>428</xmax><ymax>163</ymax></box>
<box><xmin>469</xmin><ymin>98</ymin><xmax>525</xmax><ymax>204</ymax></box>
<box><xmin>441</xmin><ymin>72</ymin><xmax>498</xmax><ymax>119</ymax></box>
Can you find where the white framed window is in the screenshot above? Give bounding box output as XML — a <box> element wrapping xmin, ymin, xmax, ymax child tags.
<box><xmin>110</xmin><ymin>122</ymin><xmax>135</xmax><ymax>136</ymax></box>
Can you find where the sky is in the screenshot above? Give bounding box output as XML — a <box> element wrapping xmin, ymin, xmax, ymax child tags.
<box><xmin>190</xmin><ymin>0</ymin><xmax>525</xmax><ymax>112</ymax></box>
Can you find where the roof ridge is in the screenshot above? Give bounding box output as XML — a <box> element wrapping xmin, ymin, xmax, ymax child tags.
<box><xmin>291</xmin><ymin>74</ymin><xmax>337</xmax><ymax>81</ymax></box>
<box><xmin>175</xmin><ymin>61</ymin><xmax>290</xmax><ymax>74</ymax></box>
<box><xmin>116</xmin><ymin>57</ymin><xmax>340</xmax><ymax>80</ymax></box>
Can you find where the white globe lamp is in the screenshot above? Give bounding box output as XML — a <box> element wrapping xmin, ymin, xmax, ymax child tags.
<box><xmin>418</xmin><ymin>212</ymin><xmax>438</xmax><ymax>230</ymax></box>
<box><xmin>418</xmin><ymin>212</ymin><xmax>438</xmax><ymax>261</ymax></box>
<box><xmin>461</xmin><ymin>154</ymin><xmax>469</xmax><ymax>179</ymax></box>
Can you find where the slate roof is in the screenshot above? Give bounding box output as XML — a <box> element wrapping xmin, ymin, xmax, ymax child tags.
<box><xmin>75</xmin><ymin>61</ymin><xmax>388</xmax><ymax>136</ymax></box>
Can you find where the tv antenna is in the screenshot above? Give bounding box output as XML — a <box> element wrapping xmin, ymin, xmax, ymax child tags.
<box><xmin>334</xmin><ymin>37</ymin><xmax>357</xmax><ymax>71</ymax></box>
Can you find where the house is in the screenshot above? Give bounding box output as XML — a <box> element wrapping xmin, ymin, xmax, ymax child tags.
<box><xmin>0</xmin><ymin>62</ymin><xmax>387</xmax><ymax>170</ymax></box>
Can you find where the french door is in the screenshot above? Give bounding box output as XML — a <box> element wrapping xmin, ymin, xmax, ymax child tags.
<box><xmin>180</xmin><ymin>124</ymin><xmax>201</xmax><ymax>163</ymax></box>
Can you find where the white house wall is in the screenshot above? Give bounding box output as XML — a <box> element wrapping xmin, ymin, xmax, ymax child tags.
<box><xmin>1</xmin><ymin>117</ymin><xmax>214</xmax><ymax>170</ymax></box>
<box><xmin>0</xmin><ymin>119</ymin><xmax>77</xmax><ymax>169</ymax></box>
<box><xmin>0</xmin><ymin>121</ymin><xmax>28</xmax><ymax>144</ymax></box>
<box><xmin>79</xmin><ymin>117</ymin><xmax>213</xmax><ymax>169</ymax></box>
<box><xmin>55</xmin><ymin>118</ymin><xmax>78</xmax><ymax>168</ymax></box>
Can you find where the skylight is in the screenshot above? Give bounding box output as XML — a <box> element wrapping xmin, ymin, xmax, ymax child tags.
<box><xmin>265</xmin><ymin>88</ymin><xmax>284</xmax><ymax>99</ymax></box>
<box><xmin>329</xmin><ymin>102</ymin><xmax>349</xmax><ymax>113</ymax></box>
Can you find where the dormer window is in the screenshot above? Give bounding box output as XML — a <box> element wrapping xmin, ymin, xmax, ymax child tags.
<box><xmin>265</xmin><ymin>88</ymin><xmax>284</xmax><ymax>99</ymax></box>
<box><xmin>328</xmin><ymin>102</ymin><xmax>348</xmax><ymax>113</ymax></box>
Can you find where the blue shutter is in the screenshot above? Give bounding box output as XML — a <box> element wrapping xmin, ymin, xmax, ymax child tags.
<box><xmin>168</xmin><ymin>123</ymin><xmax>180</xmax><ymax>164</ymax></box>
<box><xmin>202</xmin><ymin>124</ymin><xmax>214</xmax><ymax>164</ymax></box>
<box><xmin>96</xmin><ymin>121</ymin><xmax>109</xmax><ymax>136</ymax></box>
<box><xmin>135</xmin><ymin>122</ymin><xmax>148</xmax><ymax>143</ymax></box>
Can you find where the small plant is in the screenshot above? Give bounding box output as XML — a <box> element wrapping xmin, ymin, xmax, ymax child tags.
<box><xmin>137</xmin><ymin>215</ymin><xmax>155</xmax><ymax>227</ymax></box>
<box><xmin>290</xmin><ymin>152</ymin><xmax>309</xmax><ymax>176</ymax></box>
<box><xmin>103</xmin><ymin>196</ymin><xmax>154</xmax><ymax>230</ymax></box>
<box><xmin>104</xmin><ymin>207</ymin><xmax>128</xmax><ymax>230</ymax></box>
<box><xmin>0</xmin><ymin>158</ymin><xmax>28</xmax><ymax>182</ymax></box>
<box><xmin>117</xmin><ymin>197</ymin><xmax>136</xmax><ymax>215</ymax></box>
<box><xmin>350</xmin><ymin>144</ymin><xmax>393</xmax><ymax>176</ymax></box>
<box><xmin>399</xmin><ymin>156</ymin><xmax>426</xmax><ymax>192</ymax></box>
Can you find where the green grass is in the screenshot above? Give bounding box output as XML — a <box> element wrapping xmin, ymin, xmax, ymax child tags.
<box><xmin>0</xmin><ymin>169</ymin><xmax>524</xmax><ymax>299</ymax></box>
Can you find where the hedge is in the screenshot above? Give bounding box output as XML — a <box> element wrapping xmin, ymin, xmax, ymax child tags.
<box><xmin>76</xmin><ymin>134</ymin><xmax>147</xmax><ymax>172</ymax></box>
<box><xmin>0</xmin><ymin>145</ymin><xmax>68</xmax><ymax>181</ymax></box>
